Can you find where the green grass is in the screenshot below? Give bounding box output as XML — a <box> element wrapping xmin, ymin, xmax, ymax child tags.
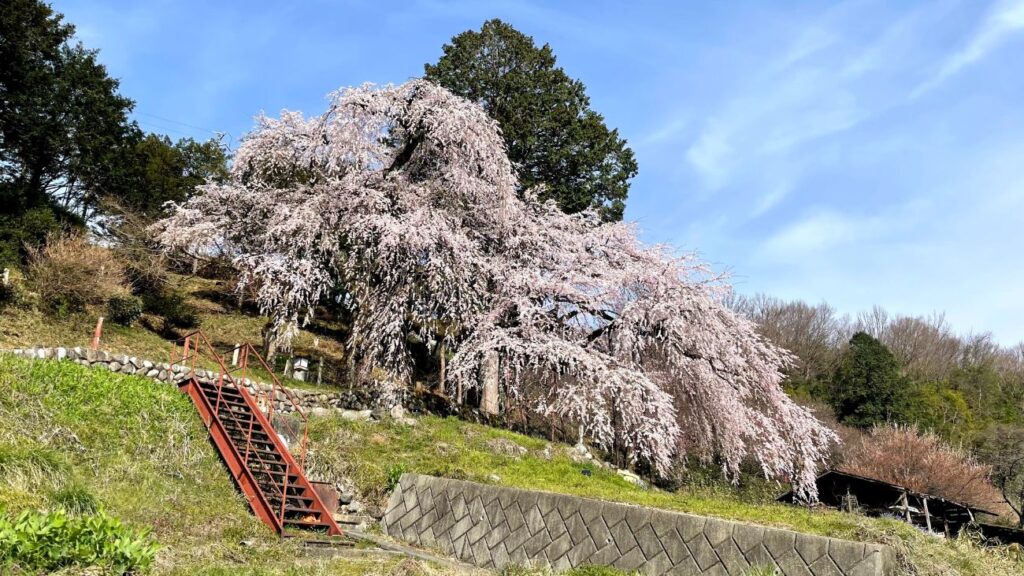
<box><xmin>305</xmin><ymin>412</ymin><xmax>1024</xmax><ymax>576</ymax></box>
<box><xmin>0</xmin><ymin>273</ymin><xmax>352</xmax><ymax>394</ymax></box>
<box><xmin>0</xmin><ymin>354</ymin><xmax>440</xmax><ymax>575</ymax></box>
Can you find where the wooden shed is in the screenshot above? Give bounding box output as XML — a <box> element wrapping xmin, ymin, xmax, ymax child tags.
<box><xmin>777</xmin><ymin>470</ymin><xmax>1022</xmax><ymax>544</ymax></box>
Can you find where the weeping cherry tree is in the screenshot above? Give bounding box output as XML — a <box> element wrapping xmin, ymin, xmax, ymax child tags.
<box><xmin>155</xmin><ymin>80</ymin><xmax>836</xmax><ymax>499</ymax></box>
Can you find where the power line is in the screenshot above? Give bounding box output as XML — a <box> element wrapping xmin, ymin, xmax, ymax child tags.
<box><xmin>136</xmin><ymin>120</ymin><xmax>195</xmax><ymax>138</ymax></box>
<box><xmin>135</xmin><ymin>117</ymin><xmax>236</xmax><ymax>150</ymax></box>
<box><xmin>135</xmin><ymin>110</ymin><xmax>222</xmax><ymax>134</ymax></box>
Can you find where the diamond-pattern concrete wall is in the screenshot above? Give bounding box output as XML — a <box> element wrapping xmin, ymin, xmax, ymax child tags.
<box><xmin>384</xmin><ymin>474</ymin><xmax>894</xmax><ymax>576</ymax></box>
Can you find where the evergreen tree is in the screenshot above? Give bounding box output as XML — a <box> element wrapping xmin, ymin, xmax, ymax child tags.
<box><xmin>121</xmin><ymin>134</ymin><xmax>229</xmax><ymax>218</ymax></box>
<box><xmin>425</xmin><ymin>19</ymin><xmax>637</xmax><ymax>221</ymax></box>
<box><xmin>830</xmin><ymin>331</ymin><xmax>912</xmax><ymax>427</ymax></box>
<box><xmin>0</xmin><ymin>0</ymin><xmax>138</xmax><ymax>262</ymax></box>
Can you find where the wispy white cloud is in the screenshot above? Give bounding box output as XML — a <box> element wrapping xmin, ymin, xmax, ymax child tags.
<box><xmin>637</xmin><ymin>112</ymin><xmax>691</xmax><ymax>147</ymax></box>
<box><xmin>757</xmin><ymin>210</ymin><xmax>890</xmax><ymax>261</ymax></box>
<box><xmin>912</xmin><ymin>0</ymin><xmax>1024</xmax><ymax>97</ymax></box>
<box><xmin>685</xmin><ymin>117</ymin><xmax>733</xmax><ymax>190</ymax></box>
<box><xmin>680</xmin><ymin>7</ymin><xmax>929</xmax><ymax>196</ymax></box>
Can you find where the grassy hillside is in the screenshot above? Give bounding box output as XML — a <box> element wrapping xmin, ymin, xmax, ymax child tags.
<box><xmin>3</xmin><ymin>290</ymin><xmax>1024</xmax><ymax>575</ymax></box>
<box><xmin>304</xmin><ymin>413</ymin><xmax>1024</xmax><ymax>576</ymax></box>
<box><xmin>0</xmin><ymin>354</ymin><xmax>442</xmax><ymax>575</ymax></box>
<box><xmin>0</xmin><ymin>275</ymin><xmax>350</xmax><ymax>393</ymax></box>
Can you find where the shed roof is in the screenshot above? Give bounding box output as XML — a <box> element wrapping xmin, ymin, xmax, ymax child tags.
<box><xmin>778</xmin><ymin>470</ymin><xmax>999</xmax><ymax>518</ymax></box>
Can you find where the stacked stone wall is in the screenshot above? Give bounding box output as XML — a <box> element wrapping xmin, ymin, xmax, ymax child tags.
<box><xmin>2</xmin><ymin>347</ymin><xmax>398</xmax><ymax>413</ymax></box>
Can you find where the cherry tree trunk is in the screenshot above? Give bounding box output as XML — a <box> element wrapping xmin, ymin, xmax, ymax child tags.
<box><xmin>480</xmin><ymin>350</ymin><xmax>500</xmax><ymax>415</ymax></box>
<box><xmin>262</xmin><ymin>322</ymin><xmax>280</xmax><ymax>366</ymax></box>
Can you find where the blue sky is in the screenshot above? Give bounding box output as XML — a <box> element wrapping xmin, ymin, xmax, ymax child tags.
<box><xmin>56</xmin><ymin>0</ymin><xmax>1024</xmax><ymax>344</ymax></box>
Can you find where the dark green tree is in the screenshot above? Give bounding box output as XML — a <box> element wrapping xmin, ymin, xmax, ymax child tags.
<box><xmin>120</xmin><ymin>134</ymin><xmax>229</xmax><ymax>217</ymax></box>
<box><xmin>425</xmin><ymin>19</ymin><xmax>637</xmax><ymax>221</ymax></box>
<box><xmin>0</xmin><ymin>0</ymin><xmax>138</xmax><ymax>262</ymax></box>
<box><xmin>830</xmin><ymin>332</ymin><xmax>913</xmax><ymax>428</ymax></box>
<box><xmin>977</xmin><ymin>425</ymin><xmax>1024</xmax><ymax>527</ymax></box>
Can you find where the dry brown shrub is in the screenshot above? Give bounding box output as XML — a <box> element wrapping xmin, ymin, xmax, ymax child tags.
<box><xmin>26</xmin><ymin>232</ymin><xmax>130</xmax><ymax>313</ymax></box>
<box><xmin>841</xmin><ymin>424</ymin><xmax>1012</xmax><ymax>517</ymax></box>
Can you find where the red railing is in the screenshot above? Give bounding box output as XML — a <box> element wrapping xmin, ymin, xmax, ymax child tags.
<box><xmin>169</xmin><ymin>333</ymin><xmax>311</xmax><ymax>466</ymax></box>
<box><xmin>169</xmin><ymin>331</ymin><xmax>309</xmax><ymax>533</ymax></box>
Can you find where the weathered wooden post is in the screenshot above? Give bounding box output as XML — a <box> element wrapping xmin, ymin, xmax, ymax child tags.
<box><xmin>901</xmin><ymin>491</ymin><xmax>912</xmax><ymax>523</ymax></box>
<box><xmin>313</xmin><ymin>338</ymin><xmax>322</xmax><ymax>385</ymax></box>
<box><xmin>923</xmin><ymin>497</ymin><xmax>933</xmax><ymax>532</ymax></box>
<box><xmin>91</xmin><ymin>317</ymin><xmax>104</xmax><ymax>350</ymax></box>
<box><xmin>438</xmin><ymin>343</ymin><xmax>446</xmax><ymax>392</ymax></box>
<box><xmin>231</xmin><ymin>344</ymin><xmax>240</xmax><ymax>367</ymax></box>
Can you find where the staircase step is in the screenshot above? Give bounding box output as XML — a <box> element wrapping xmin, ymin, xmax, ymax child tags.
<box><xmin>226</xmin><ymin>434</ymin><xmax>276</xmax><ymax>448</ymax></box>
<box><xmin>250</xmin><ymin>459</ymin><xmax>292</xmax><ymax>469</ymax></box>
<box><xmin>284</xmin><ymin>519</ymin><xmax>335</xmax><ymax>530</ymax></box>
<box><xmin>243</xmin><ymin>444</ymin><xmax>285</xmax><ymax>456</ymax></box>
<box><xmin>266</xmin><ymin>488</ymin><xmax>314</xmax><ymax>499</ymax></box>
<box><xmin>219</xmin><ymin>413</ymin><xmax>255</xmax><ymax>425</ymax></box>
<box><xmin>239</xmin><ymin>451</ymin><xmax>286</xmax><ymax>466</ymax></box>
<box><xmin>203</xmin><ymin>394</ymin><xmax>248</xmax><ymax>407</ymax></box>
<box><xmin>243</xmin><ymin>455</ymin><xmax>286</xmax><ymax>468</ymax></box>
<box><xmin>222</xmin><ymin>419</ymin><xmax>266</xmax><ymax>431</ymax></box>
<box><xmin>221</xmin><ymin>417</ymin><xmax>263</xmax><ymax>428</ymax></box>
<box><xmin>210</xmin><ymin>394</ymin><xmax>248</xmax><ymax>405</ymax></box>
<box><xmin>268</xmin><ymin>498</ymin><xmax>317</xmax><ymax>510</ymax></box>
<box><xmin>263</xmin><ymin>484</ymin><xmax>310</xmax><ymax>496</ymax></box>
<box><xmin>224</xmin><ymin>422</ymin><xmax>268</xmax><ymax>433</ymax></box>
<box><xmin>199</xmin><ymin>382</ymin><xmax>244</xmax><ymax>395</ymax></box>
<box><xmin>215</xmin><ymin>402</ymin><xmax>252</xmax><ymax>414</ymax></box>
<box><xmin>220</xmin><ymin>416</ymin><xmax>261</xmax><ymax>429</ymax></box>
<box><xmin>282</xmin><ymin>506</ymin><xmax>324</xmax><ymax>516</ymax></box>
<box><xmin>249</xmin><ymin>464</ymin><xmax>291</xmax><ymax>476</ymax></box>
<box><xmin>221</xmin><ymin>418</ymin><xmax>264</xmax><ymax>431</ymax></box>
<box><xmin>267</xmin><ymin>489</ymin><xmax>314</xmax><ymax>500</ymax></box>
<box><xmin>199</xmin><ymin>387</ymin><xmax>246</xmax><ymax>401</ymax></box>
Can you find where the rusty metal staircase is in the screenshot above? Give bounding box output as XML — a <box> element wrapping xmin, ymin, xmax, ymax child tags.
<box><xmin>172</xmin><ymin>331</ymin><xmax>342</xmax><ymax>537</ymax></box>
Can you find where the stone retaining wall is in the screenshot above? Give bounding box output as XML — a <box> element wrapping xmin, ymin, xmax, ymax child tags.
<box><xmin>384</xmin><ymin>474</ymin><xmax>894</xmax><ymax>576</ymax></box>
<box><xmin>2</xmin><ymin>346</ymin><xmax>399</xmax><ymax>413</ymax></box>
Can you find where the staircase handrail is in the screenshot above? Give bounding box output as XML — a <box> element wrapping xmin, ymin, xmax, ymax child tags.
<box><xmin>237</xmin><ymin>342</ymin><xmax>310</xmax><ymax>467</ymax></box>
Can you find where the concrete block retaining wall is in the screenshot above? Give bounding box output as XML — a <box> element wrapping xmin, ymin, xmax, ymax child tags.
<box><xmin>385</xmin><ymin>474</ymin><xmax>894</xmax><ymax>576</ymax></box>
<box><xmin>1</xmin><ymin>346</ymin><xmax>398</xmax><ymax>413</ymax></box>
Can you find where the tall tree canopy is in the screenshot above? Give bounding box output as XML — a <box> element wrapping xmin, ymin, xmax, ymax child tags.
<box><xmin>425</xmin><ymin>19</ymin><xmax>637</xmax><ymax>221</ymax></box>
<box><xmin>0</xmin><ymin>0</ymin><xmax>136</xmax><ymax>219</ymax></box>
<box><xmin>120</xmin><ymin>134</ymin><xmax>229</xmax><ymax>218</ymax></box>
<box><xmin>0</xmin><ymin>0</ymin><xmax>226</xmax><ymax>264</ymax></box>
<box><xmin>830</xmin><ymin>332</ymin><xmax>912</xmax><ymax>428</ymax></box>
<box><xmin>156</xmin><ymin>80</ymin><xmax>834</xmax><ymax>499</ymax></box>
<box><xmin>978</xmin><ymin>425</ymin><xmax>1024</xmax><ymax>527</ymax></box>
